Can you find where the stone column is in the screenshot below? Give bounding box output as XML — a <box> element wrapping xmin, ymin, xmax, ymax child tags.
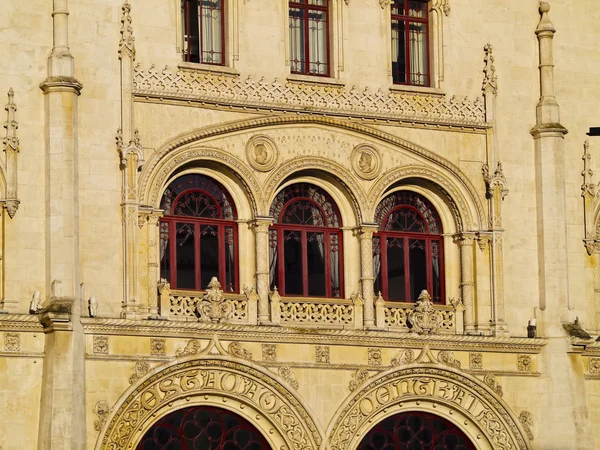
<box><xmin>141</xmin><ymin>208</ymin><xmax>163</xmax><ymax>317</ymax></box>
<box><xmin>357</xmin><ymin>223</ymin><xmax>379</xmax><ymax>328</ymax></box>
<box><xmin>250</xmin><ymin>217</ymin><xmax>273</xmax><ymax>324</ymax></box>
<box><xmin>457</xmin><ymin>233</ymin><xmax>475</xmax><ymax>333</ymax></box>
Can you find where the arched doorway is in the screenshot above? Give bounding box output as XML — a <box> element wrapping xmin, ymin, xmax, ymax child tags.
<box><xmin>136</xmin><ymin>405</ymin><xmax>271</xmax><ymax>450</ymax></box>
<box><xmin>357</xmin><ymin>411</ymin><xmax>476</xmax><ymax>450</ymax></box>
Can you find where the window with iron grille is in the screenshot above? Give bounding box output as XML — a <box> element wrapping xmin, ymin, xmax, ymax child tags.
<box><xmin>391</xmin><ymin>0</ymin><xmax>430</xmax><ymax>86</ymax></box>
<box><xmin>159</xmin><ymin>174</ymin><xmax>238</xmax><ymax>292</ymax></box>
<box><xmin>373</xmin><ymin>191</ymin><xmax>444</xmax><ymax>303</ymax></box>
<box><xmin>183</xmin><ymin>0</ymin><xmax>225</xmax><ymax>65</ymax></box>
<box><xmin>269</xmin><ymin>183</ymin><xmax>343</xmax><ymax>298</ymax></box>
<box><xmin>289</xmin><ymin>0</ymin><xmax>329</xmax><ymax>76</ymax></box>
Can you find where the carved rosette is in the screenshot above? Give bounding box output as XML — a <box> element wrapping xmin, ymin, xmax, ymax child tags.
<box><xmin>407</xmin><ymin>290</ymin><xmax>443</xmax><ymax>334</ymax></box>
<box><xmin>198</xmin><ymin>277</ymin><xmax>233</xmax><ymax>323</ymax></box>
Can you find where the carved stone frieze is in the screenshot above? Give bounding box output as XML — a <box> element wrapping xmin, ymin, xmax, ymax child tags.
<box><xmin>315</xmin><ymin>345</ymin><xmax>330</xmax><ymax>364</ymax></box>
<box><xmin>99</xmin><ymin>358</ymin><xmax>323</xmax><ymax>450</ymax></box>
<box><xmin>150</xmin><ymin>338</ymin><xmax>166</xmax><ymax>356</ymax></box>
<box><xmin>407</xmin><ymin>290</ymin><xmax>443</xmax><ymax>335</ymax></box>
<box><xmin>328</xmin><ymin>366</ymin><xmax>528</xmax><ymax>450</ymax></box>
<box><xmin>128</xmin><ymin>361</ymin><xmax>151</xmax><ymax>384</ymax></box>
<box><xmin>351</xmin><ymin>144</ymin><xmax>381</xmax><ymax>180</ymax></box>
<box><xmin>262</xmin><ymin>343</ymin><xmax>277</xmax><ymax>362</ymax></box>
<box><xmin>93</xmin><ymin>336</ymin><xmax>109</xmax><ymax>355</ymax></box>
<box><xmin>278</xmin><ymin>365</ymin><xmax>299</xmax><ymax>390</ymax></box>
<box><xmin>469</xmin><ymin>352</ymin><xmax>483</xmax><ymax>369</ymax></box>
<box><xmin>3</xmin><ymin>332</ymin><xmax>20</xmax><ymax>351</ymax></box>
<box><xmin>245</xmin><ymin>135</ymin><xmax>279</xmax><ymax>172</ymax></box>
<box><xmin>517</xmin><ymin>355</ymin><xmax>532</xmax><ymax>372</ymax></box>
<box><xmin>93</xmin><ymin>400</ymin><xmax>111</xmax><ymax>432</ymax></box>
<box><xmin>368</xmin><ymin>348</ymin><xmax>382</xmax><ymax>366</ymax></box>
<box><xmin>133</xmin><ymin>64</ymin><xmax>486</xmax><ymax>127</ymax></box>
<box><xmin>590</xmin><ymin>357</ymin><xmax>600</xmax><ymax>374</ymax></box>
<box><xmin>390</xmin><ymin>349</ymin><xmax>415</xmax><ymax>366</ymax></box>
<box><xmin>348</xmin><ymin>368</ymin><xmax>369</xmax><ymax>392</ymax></box>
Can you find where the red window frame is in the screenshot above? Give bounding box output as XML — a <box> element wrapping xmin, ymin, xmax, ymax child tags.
<box><xmin>159</xmin><ymin>176</ymin><xmax>238</xmax><ymax>293</ymax></box>
<box><xmin>183</xmin><ymin>0</ymin><xmax>226</xmax><ymax>65</ymax></box>
<box><xmin>269</xmin><ymin>184</ymin><xmax>344</xmax><ymax>298</ymax></box>
<box><xmin>289</xmin><ymin>0</ymin><xmax>330</xmax><ymax>76</ymax></box>
<box><xmin>374</xmin><ymin>192</ymin><xmax>444</xmax><ymax>303</ymax></box>
<box><xmin>391</xmin><ymin>0</ymin><xmax>430</xmax><ymax>86</ymax></box>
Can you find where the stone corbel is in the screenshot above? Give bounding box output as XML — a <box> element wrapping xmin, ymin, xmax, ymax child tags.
<box><xmin>475</xmin><ymin>231</ymin><xmax>492</xmax><ymax>251</ymax></box>
<box><xmin>581</xmin><ymin>140</ymin><xmax>600</xmax><ymax>254</ymax></box>
<box><xmin>3</xmin><ymin>88</ymin><xmax>20</xmax><ymax>218</ymax></box>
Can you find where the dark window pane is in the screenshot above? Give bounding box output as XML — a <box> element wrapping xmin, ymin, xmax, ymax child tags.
<box><xmin>387</xmin><ymin>238</ymin><xmax>405</xmax><ymax>301</ymax></box>
<box><xmin>409</xmin><ymin>238</ymin><xmax>427</xmax><ymax>301</ymax></box>
<box><xmin>184</xmin><ymin>0</ymin><xmax>200</xmax><ymax>63</ymax></box>
<box><xmin>409</xmin><ymin>21</ymin><xmax>428</xmax><ymax>85</ymax></box>
<box><xmin>176</xmin><ymin>223</ymin><xmax>196</xmax><ymax>289</ymax></box>
<box><xmin>284</xmin><ymin>230</ymin><xmax>303</xmax><ymax>295</ymax></box>
<box><xmin>330</xmin><ymin>234</ymin><xmax>340</xmax><ymax>297</ymax></box>
<box><xmin>307</xmin><ymin>232</ymin><xmax>325</xmax><ymax>296</ymax></box>
<box><xmin>200</xmin><ymin>224</ymin><xmax>219</xmax><ymax>289</ymax></box>
<box><xmin>289</xmin><ymin>7</ymin><xmax>306</xmax><ymax>73</ymax></box>
<box><xmin>160</xmin><ymin>221</ymin><xmax>170</xmax><ymax>283</ymax></box>
<box><xmin>408</xmin><ymin>1</ymin><xmax>427</xmax><ymax>18</ymax></box>
<box><xmin>308</xmin><ymin>9</ymin><xmax>327</xmax><ymax>75</ymax></box>
<box><xmin>224</xmin><ymin>226</ymin><xmax>235</xmax><ymax>292</ymax></box>
<box><xmin>200</xmin><ymin>0</ymin><xmax>223</xmax><ymax>64</ymax></box>
<box><xmin>391</xmin><ymin>0</ymin><xmax>405</xmax><ymax>15</ymax></box>
<box><xmin>391</xmin><ymin>20</ymin><xmax>406</xmax><ymax>84</ymax></box>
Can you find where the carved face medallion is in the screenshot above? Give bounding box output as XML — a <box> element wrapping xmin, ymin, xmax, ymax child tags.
<box><xmin>351</xmin><ymin>144</ymin><xmax>381</xmax><ymax>180</ymax></box>
<box><xmin>246</xmin><ymin>135</ymin><xmax>278</xmax><ymax>171</ymax></box>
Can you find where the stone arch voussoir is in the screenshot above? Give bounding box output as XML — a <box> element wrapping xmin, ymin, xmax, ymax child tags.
<box><xmin>95</xmin><ymin>355</ymin><xmax>324</xmax><ymax>450</ymax></box>
<box><xmin>325</xmin><ymin>365</ymin><xmax>530</xmax><ymax>450</ymax></box>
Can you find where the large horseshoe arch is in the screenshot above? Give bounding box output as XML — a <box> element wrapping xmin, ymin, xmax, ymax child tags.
<box><xmin>95</xmin><ymin>355</ymin><xmax>323</xmax><ymax>450</ymax></box>
<box><xmin>325</xmin><ymin>365</ymin><xmax>531</xmax><ymax>450</ymax></box>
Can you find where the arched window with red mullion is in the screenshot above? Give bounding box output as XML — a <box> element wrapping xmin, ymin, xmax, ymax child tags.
<box><xmin>373</xmin><ymin>191</ymin><xmax>444</xmax><ymax>303</ymax></box>
<box><xmin>159</xmin><ymin>174</ymin><xmax>238</xmax><ymax>292</ymax></box>
<box><xmin>269</xmin><ymin>183</ymin><xmax>343</xmax><ymax>298</ymax></box>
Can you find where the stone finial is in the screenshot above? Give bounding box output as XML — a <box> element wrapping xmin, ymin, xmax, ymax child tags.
<box><xmin>482</xmin><ymin>43</ymin><xmax>498</xmax><ymax>95</ymax></box>
<box><xmin>482</xmin><ymin>162</ymin><xmax>509</xmax><ymax>200</ymax></box>
<box><xmin>119</xmin><ymin>0</ymin><xmax>136</xmax><ymax>60</ymax></box>
<box><xmin>407</xmin><ymin>290</ymin><xmax>443</xmax><ymax>335</ymax></box>
<box><xmin>198</xmin><ymin>277</ymin><xmax>233</xmax><ymax>323</ymax></box>
<box><xmin>3</xmin><ymin>88</ymin><xmax>19</xmax><ymax>152</ymax></box>
<box><xmin>536</xmin><ymin>2</ymin><xmax>555</xmax><ymax>34</ymax></box>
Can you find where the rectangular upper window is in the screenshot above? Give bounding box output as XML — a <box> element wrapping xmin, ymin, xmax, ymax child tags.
<box><xmin>289</xmin><ymin>0</ymin><xmax>329</xmax><ymax>76</ymax></box>
<box><xmin>183</xmin><ymin>0</ymin><xmax>225</xmax><ymax>65</ymax></box>
<box><xmin>391</xmin><ymin>0</ymin><xmax>429</xmax><ymax>86</ymax></box>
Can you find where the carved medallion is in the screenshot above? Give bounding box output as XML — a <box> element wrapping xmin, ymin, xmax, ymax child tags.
<box><xmin>351</xmin><ymin>144</ymin><xmax>381</xmax><ymax>180</ymax></box>
<box><xmin>245</xmin><ymin>135</ymin><xmax>279</xmax><ymax>172</ymax></box>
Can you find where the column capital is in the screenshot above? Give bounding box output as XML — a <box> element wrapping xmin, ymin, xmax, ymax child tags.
<box><xmin>249</xmin><ymin>216</ymin><xmax>274</xmax><ymax>232</ymax></box>
<box><xmin>354</xmin><ymin>222</ymin><xmax>379</xmax><ymax>238</ymax></box>
<box><xmin>453</xmin><ymin>232</ymin><xmax>477</xmax><ymax>245</ymax></box>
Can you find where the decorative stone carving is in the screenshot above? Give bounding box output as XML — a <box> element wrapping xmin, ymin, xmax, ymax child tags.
<box><xmin>2</xmin><ymin>88</ymin><xmax>20</xmax><ymax>218</ymax></box>
<box><xmin>438</xmin><ymin>350</ymin><xmax>461</xmax><ymax>369</ymax></box>
<box><xmin>262</xmin><ymin>343</ymin><xmax>277</xmax><ymax>362</ymax></box>
<box><xmin>368</xmin><ymin>348</ymin><xmax>382</xmax><ymax>366</ymax></box>
<box><xmin>150</xmin><ymin>338</ymin><xmax>166</xmax><ymax>356</ymax></box>
<box><xmin>93</xmin><ymin>400</ymin><xmax>111</xmax><ymax>432</ymax></box>
<box><xmin>328</xmin><ymin>367</ymin><xmax>528</xmax><ymax>450</ymax></box>
<box><xmin>4</xmin><ymin>333</ymin><xmax>20</xmax><ymax>351</ymax></box>
<box><xmin>482</xmin><ymin>43</ymin><xmax>498</xmax><ymax>95</ymax></box>
<box><xmin>469</xmin><ymin>352</ymin><xmax>483</xmax><ymax>369</ymax></box>
<box><xmin>589</xmin><ymin>357</ymin><xmax>600</xmax><ymax>374</ymax></box>
<box><xmin>407</xmin><ymin>290</ymin><xmax>443</xmax><ymax>335</ymax></box>
<box><xmin>176</xmin><ymin>339</ymin><xmax>202</xmax><ymax>357</ymax></box>
<box><xmin>118</xmin><ymin>0</ymin><xmax>135</xmax><ymax>60</ymax></box>
<box><xmin>197</xmin><ymin>277</ymin><xmax>234</xmax><ymax>323</ymax></box>
<box><xmin>483</xmin><ymin>373</ymin><xmax>503</xmax><ymax>397</ymax></box>
<box><xmin>581</xmin><ymin>140</ymin><xmax>600</xmax><ymax>254</ymax></box>
<box><xmin>519</xmin><ymin>411</ymin><xmax>534</xmax><ymax>441</ymax></box>
<box><xmin>351</xmin><ymin>144</ymin><xmax>381</xmax><ymax>180</ymax></box>
<box><xmin>245</xmin><ymin>135</ymin><xmax>278</xmax><ymax>172</ymax></box>
<box><xmin>133</xmin><ymin>65</ymin><xmax>486</xmax><ymax>127</ymax></box>
<box><xmin>93</xmin><ymin>336</ymin><xmax>109</xmax><ymax>355</ymax></box>
<box><xmin>280</xmin><ymin>299</ymin><xmax>354</xmax><ymax>326</ymax></box>
<box><xmin>517</xmin><ymin>355</ymin><xmax>532</xmax><ymax>372</ymax></box>
<box><xmin>128</xmin><ymin>361</ymin><xmax>151</xmax><ymax>384</ymax></box>
<box><xmin>228</xmin><ymin>342</ymin><xmax>253</xmax><ymax>361</ymax></box>
<box><xmin>88</xmin><ymin>296</ymin><xmax>98</xmax><ymax>317</ymax></box>
<box><xmin>29</xmin><ymin>291</ymin><xmax>42</xmax><ymax>314</ymax></box>
<box><xmin>315</xmin><ymin>345</ymin><xmax>330</xmax><ymax>364</ymax></box>
<box><xmin>390</xmin><ymin>349</ymin><xmax>415</xmax><ymax>366</ymax></box>
<box><xmin>483</xmin><ymin>162</ymin><xmax>509</xmax><ymax>201</ymax></box>
<box><xmin>278</xmin><ymin>366</ymin><xmax>299</xmax><ymax>390</ymax></box>
<box><xmin>348</xmin><ymin>368</ymin><xmax>369</xmax><ymax>392</ymax></box>
<box><xmin>430</xmin><ymin>0</ymin><xmax>450</xmax><ymax>16</ymax></box>
<box><xmin>100</xmin><ymin>359</ymin><xmax>323</xmax><ymax>450</ymax></box>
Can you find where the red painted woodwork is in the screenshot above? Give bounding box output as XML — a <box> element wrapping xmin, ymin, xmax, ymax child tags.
<box><xmin>289</xmin><ymin>0</ymin><xmax>330</xmax><ymax>76</ymax></box>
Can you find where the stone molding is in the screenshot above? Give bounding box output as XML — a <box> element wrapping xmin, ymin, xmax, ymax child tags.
<box><xmin>95</xmin><ymin>355</ymin><xmax>324</xmax><ymax>450</ymax></box>
<box><xmin>80</xmin><ymin>317</ymin><xmax>547</xmax><ymax>353</ymax></box>
<box><xmin>326</xmin><ymin>365</ymin><xmax>530</xmax><ymax>450</ymax></box>
<box><xmin>133</xmin><ymin>64</ymin><xmax>486</xmax><ymax>128</ymax></box>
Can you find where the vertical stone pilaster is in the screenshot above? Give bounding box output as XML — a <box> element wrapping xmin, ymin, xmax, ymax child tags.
<box><xmin>456</xmin><ymin>233</ymin><xmax>475</xmax><ymax>333</ymax></box>
<box><xmin>356</xmin><ymin>223</ymin><xmax>378</xmax><ymax>328</ymax></box>
<box><xmin>140</xmin><ymin>207</ymin><xmax>163</xmax><ymax>317</ymax></box>
<box><xmin>250</xmin><ymin>217</ymin><xmax>273</xmax><ymax>324</ymax></box>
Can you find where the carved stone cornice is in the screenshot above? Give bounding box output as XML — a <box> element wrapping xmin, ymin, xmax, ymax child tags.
<box><xmin>0</xmin><ymin>314</ymin><xmax>44</xmax><ymax>332</ymax></box>
<box><xmin>133</xmin><ymin>64</ymin><xmax>486</xmax><ymax>128</ymax></box>
<box><xmin>80</xmin><ymin>317</ymin><xmax>547</xmax><ymax>353</ymax></box>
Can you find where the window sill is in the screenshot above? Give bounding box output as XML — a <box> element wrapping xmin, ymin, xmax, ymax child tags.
<box><xmin>287</xmin><ymin>73</ymin><xmax>345</xmax><ymax>88</ymax></box>
<box><xmin>177</xmin><ymin>62</ymin><xmax>240</xmax><ymax>77</ymax></box>
<box><xmin>389</xmin><ymin>83</ymin><xmax>445</xmax><ymax>97</ymax></box>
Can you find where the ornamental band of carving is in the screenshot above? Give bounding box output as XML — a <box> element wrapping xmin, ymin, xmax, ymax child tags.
<box><xmin>133</xmin><ymin>65</ymin><xmax>486</xmax><ymax>127</ymax></box>
<box><xmin>327</xmin><ymin>366</ymin><xmax>528</xmax><ymax>450</ymax></box>
<box><xmin>97</xmin><ymin>358</ymin><xmax>322</xmax><ymax>450</ymax></box>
